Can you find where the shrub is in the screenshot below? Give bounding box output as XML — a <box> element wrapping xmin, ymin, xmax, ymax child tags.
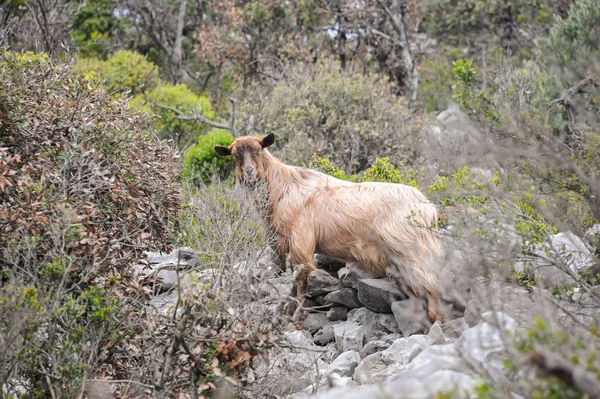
<box><xmin>427</xmin><ymin>167</ymin><xmax>489</xmax><ymax>207</ymax></box>
<box><xmin>73</xmin><ymin>50</ymin><xmax>159</xmax><ymax>96</ymax></box>
<box><xmin>130</xmin><ymin>83</ymin><xmax>216</xmax><ymax>147</ymax></box>
<box><xmin>307</xmin><ymin>154</ymin><xmax>348</xmax><ymax>180</ymax></box>
<box><xmin>0</xmin><ymin>49</ymin><xmax>180</xmax><ymax>397</ymax></box>
<box><xmin>239</xmin><ymin>59</ymin><xmax>416</xmax><ymax>174</ymax></box>
<box><xmin>361</xmin><ymin>157</ymin><xmax>423</xmax><ymax>189</ymax></box>
<box><xmin>183</xmin><ymin>129</ymin><xmax>236</xmax><ymax>184</ymax></box>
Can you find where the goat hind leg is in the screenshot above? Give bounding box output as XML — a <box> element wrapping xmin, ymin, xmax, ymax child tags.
<box><xmin>426</xmin><ymin>288</ymin><xmax>443</xmax><ymax>325</ymax></box>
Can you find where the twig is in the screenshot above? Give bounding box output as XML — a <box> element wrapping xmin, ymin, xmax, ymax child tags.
<box><xmin>547</xmin><ymin>76</ymin><xmax>595</xmax><ymax>110</ymax></box>
<box><xmin>152</xmin><ymin>98</ymin><xmax>240</xmax><ymax>137</ymax></box>
<box><xmin>85</xmin><ymin>379</ymin><xmax>155</xmax><ymax>389</ymax></box>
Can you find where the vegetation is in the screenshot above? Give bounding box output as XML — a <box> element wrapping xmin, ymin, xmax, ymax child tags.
<box><xmin>1</xmin><ymin>0</ymin><xmax>600</xmax><ymax>397</ymax></box>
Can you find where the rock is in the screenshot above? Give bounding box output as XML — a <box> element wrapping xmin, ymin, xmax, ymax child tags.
<box><xmin>315</xmin><ymin>254</ymin><xmax>346</xmax><ymax>273</ymax></box>
<box><xmin>306</xmin><ymin>269</ymin><xmax>341</xmax><ymax>297</ymax></box>
<box><xmin>146</xmin><ymin>247</ymin><xmax>196</xmax><ymax>267</ymax></box>
<box><xmin>338</xmin><ymin>264</ymin><xmax>364</xmax><ymax>289</ymax></box>
<box><xmin>314</xmin><ymin>325</ymin><xmax>336</xmax><ymax>346</ymax></box>
<box><xmin>258</xmin><ymin>246</ymin><xmax>283</xmax><ymax>270</ymax></box>
<box><xmin>378</xmin><ymin>335</ymin><xmax>428</xmax><ymax>367</ymax></box>
<box><xmin>332</xmin><ymin>321</ymin><xmax>365</xmax><ymax>353</ymax></box>
<box><xmin>391</xmin><ymin>299</ymin><xmax>427</xmax><ymax>337</ymax></box>
<box><xmin>327</xmin><ymin>306</ymin><xmax>348</xmax><ymax>322</ymax></box>
<box><xmin>359</xmin><ymin>340</ymin><xmax>391</xmax><ymax>359</ymax></box>
<box><xmin>426</xmin><ymin>322</ymin><xmax>446</xmax><ymax>346</ymax></box>
<box><xmin>353</xmin><ymin>352</ymin><xmax>386</xmax><ymax>385</ymax></box>
<box><xmin>304</xmin><ymin>313</ymin><xmax>330</xmax><ymax>333</ymax></box>
<box><xmin>442</xmin><ymin>317</ymin><xmax>469</xmax><ymax>339</ymax></box>
<box><xmin>357</xmin><ymin>278</ymin><xmax>406</xmax><ymax>313</ymax></box>
<box><xmin>325</xmin><ymin>351</ymin><xmax>360</xmax><ymax>378</ymax></box>
<box><xmin>533</xmin><ymin>231</ymin><xmax>595</xmax><ymax>288</ymax></box>
<box><xmin>325</xmin><ymin>288</ymin><xmax>362</xmax><ymax>309</ymax></box>
<box><xmin>327</xmin><ymin>372</ymin><xmax>354</xmax><ymax>389</ymax></box>
<box><xmin>347</xmin><ymin>307</ymin><xmax>399</xmax><ymax>341</ymax></box>
<box><xmin>464</xmin><ymin>279</ymin><xmax>545</xmax><ymax>327</ymax></box>
<box><xmin>149</xmin><ymin>292</ymin><xmax>178</xmax><ymax>315</ymax></box>
<box><xmin>286</xmin><ymin>330</ymin><xmax>314</xmax><ymax>346</ymax></box>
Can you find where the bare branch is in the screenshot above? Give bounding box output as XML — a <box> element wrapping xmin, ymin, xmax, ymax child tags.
<box><xmin>375</xmin><ymin>0</ymin><xmax>418</xmax><ymax>111</ymax></box>
<box><xmin>547</xmin><ymin>76</ymin><xmax>596</xmax><ymax>110</ymax></box>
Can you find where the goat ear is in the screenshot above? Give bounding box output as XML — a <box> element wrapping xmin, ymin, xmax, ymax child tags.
<box><xmin>261</xmin><ymin>133</ymin><xmax>275</xmax><ymax>149</ymax></box>
<box><xmin>214</xmin><ymin>145</ymin><xmax>232</xmax><ymax>157</ymax></box>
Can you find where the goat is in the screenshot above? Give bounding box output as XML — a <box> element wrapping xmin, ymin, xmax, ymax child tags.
<box><xmin>215</xmin><ymin>133</ymin><xmax>444</xmax><ymax>324</ymax></box>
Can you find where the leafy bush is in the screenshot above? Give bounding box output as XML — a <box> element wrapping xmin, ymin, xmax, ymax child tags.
<box><xmin>183</xmin><ymin>129</ymin><xmax>235</xmax><ymax>184</ymax></box>
<box><xmin>73</xmin><ymin>50</ymin><xmax>159</xmax><ymax>96</ymax></box>
<box><xmin>418</xmin><ymin>46</ymin><xmax>463</xmax><ymax>112</ymax></box>
<box><xmin>547</xmin><ymin>0</ymin><xmax>600</xmax><ymax>64</ymax></box>
<box><xmin>0</xmin><ymin>49</ymin><xmax>180</xmax><ymax>397</ymax></box>
<box><xmin>307</xmin><ymin>154</ymin><xmax>348</xmax><ymax>180</ymax></box>
<box><xmin>427</xmin><ymin>167</ymin><xmax>489</xmax><ymax>207</ymax></box>
<box><xmin>240</xmin><ymin>59</ymin><xmax>416</xmax><ymax>174</ymax></box>
<box><xmin>130</xmin><ymin>83</ymin><xmax>216</xmax><ymax>147</ymax></box>
<box><xmin>361</xmin><ymin>157</ymin><xmax>423</xmax><ymax>189</ymax></box>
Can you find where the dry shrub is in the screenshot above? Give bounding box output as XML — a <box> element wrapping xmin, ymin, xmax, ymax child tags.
<box><xmin>0</xmin><ymin>49</ymin><xmax>180</xmax><ymax>398</ymax></box>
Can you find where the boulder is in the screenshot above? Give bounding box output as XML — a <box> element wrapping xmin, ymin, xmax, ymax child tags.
<box><xmin>348</xmin><ymin>307</ymin><xmax>400</xmax><ymax>340</ymax></box>
<box><xmin>357</xmin><ymin>278</ymin><xmax>406</xmax><ymax>313</ymax></box>
<box><xmin>442</xmin><ymin>317</ymin><xmax>469</xmax><ymax>339</ymax></box>
<box><xmin>324</xmin><ymin>351</ymin><xmax>360</xmax><ymax>378</ymax></box>
<box><xmin>325</xmin><ymin>288</ymin><xmax>362</xmax><ymax>309</ymax></box>
<box><xmin>303</xmin><ymin>313</ymin><xmax>330</xmax><ymax>333</ymax></box>
<box><xmin>306</xmin><ymin>269</ymin><xmax>341</xmax><ymax>297</ymax></box>
<box><xmin>359</xmin><ymin>340</ymin><xmax>390</xmax><ymax>359</ymax></box>
<box><xmin>533</xmin><ymin>231</ymin><xmax>595</xmax><ymax>288</ymax></box>
<box><xmin>338</xmin><ymin>264</ymin><xmax>365</xmax><ymax>289</ymax></box>
<box><xmin>391</xmin><ymin>299</ymin><xmax>427</xmax><ymax>337</ymax></box>
<box><xmin>327</xmin><ymin>306</ymin><xmax>348</xmax><ymax>322</ymax></box>
<box><xmin>314</xmin><ymin>325</ymin><xmax>336</xmax><ymax>346</ymax></box>
<box><xmin>332</xmin><ymin>321</ymin><xmax>365</xmax><ymax>353</ymax></box>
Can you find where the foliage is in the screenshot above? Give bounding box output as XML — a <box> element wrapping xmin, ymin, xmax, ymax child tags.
<box><xmin>71</xmin><ymin>0</ymin><xmax>123</xmax><ymax>57</ymax></box>
<box><xmin>240</xmin><ymin>59</ymin><xmax>415</xmax><ymax>174</ymax></box>
<box><xmin>0</xmin><ymin>49</ymin><xmax>180</xmax><ymax>397</ymax></box>
<box><xmin>307</xmin><ymin>154</ymin><xmax>348</xmax><ymax>180</ymax></box>
<box><xmin>361</xmin><ymin>157</ymin><xmax>423</xmax><ymax>189</ymax></box>
<box><xmin>452</xmin><ymin>59</ymin><xmax>500</xmax><ymax>124</ymax></box>
<box><xmin>427</xmin><ymin>167</ymin><xmax>489</xmax><ymax>207</ymax></box>
<box><xmin>183</xmin><ymin>130</ymin><xmax>236</xmax><ymax>184</ymax></box>
<box><xmin>73</xmin><ymin>50</ymin><xmax>160</xmax><ymax>96</ymax></box>
<box><xmin>130</xmin><ymin>83</ymin><xmax>216</xmax><ymax>147</ymax></box>
<box><xmin>547</xmin><ymin>0</ymin><xmax>600</xmax><ymax>64</ymax></box>
<box><xmin>418</xmin><ymin>46</ymin><xmax>463</xmax><ymax>112</ymax></box>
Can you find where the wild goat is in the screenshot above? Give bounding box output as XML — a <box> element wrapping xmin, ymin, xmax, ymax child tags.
<box><xmin>215</xmin><ymin>134</ymin><xmax>444</xmax><ymax>324</ymax></box>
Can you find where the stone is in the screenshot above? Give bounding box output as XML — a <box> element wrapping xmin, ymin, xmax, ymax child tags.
<box><xmin>324</xmin><ymin>288</ymin><xmax>362</xmax><ymax>309</ymax></box>
<box><xmin>378</xmin><ymin>335</ymin><xmax>428</xmax><ymax>366</ymax></box>
<box><xmin>442</xmin><ymin>317</ymin><xmax>469</xmax><ymax>339</ymax></box>
<box><xmin>303</xmin><ymin>313</ymin><xmax>330</xmax><ymax>333</ymax></box>
<box><xmin>391</xmin><ymin>299</ymin><xmax>427</xmax><ymax>337</ymax></box>
<box><xmin>338</xmin><ymin>263</ymin><xmax>365</xmax><ymax>289</ymax></box>
<box><xmin>314</xmin><ymin>325</ymin><xmax>336</xmax><ymax>346</ymax></box>
<box><xmin>146</xmin><ymin>247</ymin><xmax>196</xmax><ymax>267</ymax></box>
<box><xmin>347</xmin><ymin>307</ymin><xmax>399</xmax><ymax>341</ymax></box>
<box><xmin>315</xmin><ymin>254</ymin><xmax>347</xmax><ymax>273</ymax></box>
<box><xmin>326</xmin><ymin>372</ymin><xmax>354</xmax><ymax>389</ymax></box>
<box><xmin>306</xmin><ymin>269</ymin><xmax>341</xmax><ymax>297</ymax></box>
<box><xmin>324</xmin><ymin>351</ymin><xmax>360</xmax><ymax>378</ymax></box>
<box><xmin>327</xmin><ymin>306</ymin><xmax>348</xmax><ymax>322</ymax></box>
<box><xmin>332</xmin><ymin>321</ymin><xmax>365</xmax><ymax>353</ymax></box>
<box><xmin>359</xmin><ymin>340</ymin><xmax>391</xmax><ymax>359</ymax></box>
<box><xmin>533</xmin><ymin>231</ymin><xmax>595</xmax><ymax>288</ymax></box>
<box><xmin>426</xmin><ymin>322</ymin><xmax>446</xmax><ymax>346</ymax></box>
<box><xmin>353</xmin><ymin>352</ymin><xmax>385</xmax><ymax>385</ymax></box>
<box><xmin>356</xmin><ymin>278</ymin><xmax>406</xmax><ymax>313</ymax></box>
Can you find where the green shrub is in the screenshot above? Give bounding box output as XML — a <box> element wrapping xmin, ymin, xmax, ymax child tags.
<box><xmin>307</xmin><ymin>154</ymin><xmax>348</xmax><ymax>180</ymax></box>
<box><xmin>427</xmin><ymin>167</ymin><xmax>489</xmax><ymax>207</ymax></box>
<box><xmin>418</xmin><ymin>46</ymin><xmax>463</xmax><ymax>112</ymax></box>
<box><xmin>73</xmin><ymin>50</ymin><xmax>159</xmax><ymax>96</ymax></box>
<box><xmin>130</xmin><ymin>83</ymin><xmax>215</xmax><ymax>147</ymax></box>
<box><xmin>547</xmin><ymin>0</ymin><xmax>600</xmax><ymax>64</ymax></box>
<box><xmin>239</xmin><ymin>59</ymin><xmax>416</xmax><ymax>173</ymax></box>
<box><xmin>183</xmin><ymin>129</ymin><xmax>235</xmax><ymax>184</ymax></box>
<box><xmin>361</xmin><ymin>157</ymin><xmax>423</xmax><ymax>189</ymax></box>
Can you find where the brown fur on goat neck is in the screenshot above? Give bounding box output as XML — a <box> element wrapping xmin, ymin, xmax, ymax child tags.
<box><xmin>214</xmin><ymin>133</ymin><xmax>444</xmax><ymax>325</ymax></box>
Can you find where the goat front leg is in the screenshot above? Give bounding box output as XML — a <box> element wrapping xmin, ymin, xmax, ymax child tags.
<box><xmin>285</xmin><ymin>232</ymin><xmax>317</xmax><ymax>321</ymax></box>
